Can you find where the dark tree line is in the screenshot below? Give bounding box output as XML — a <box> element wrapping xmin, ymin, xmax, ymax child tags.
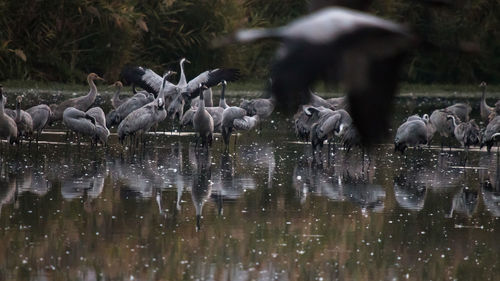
<box><xmin>0</xmin><ymin>0</ymin><xmax>498</xmax><ymax>84</ymax></box>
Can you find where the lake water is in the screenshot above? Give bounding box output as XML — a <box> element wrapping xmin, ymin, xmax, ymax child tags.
<box><xmin>0</xmin><ymin>94</ymin><xmax>499</xmax><ymax>280</ymax></box>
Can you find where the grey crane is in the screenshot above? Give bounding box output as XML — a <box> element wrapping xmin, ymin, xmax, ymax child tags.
<box><xmin>86</xmin><ymin>107</ymin><xmax>110</xmax><ymax>146</ymax></box>
<box><xmin>405</xmin><ymin>114</ymin><xmax>434</xmax><ymax>145</ymax></box>
<box><xmin>446</xmin><ymin>103</ymin><xmax>471</xmax><ymax>122</ymax></box>
<box><xmin>193</xmin><ymin>85</ymin><xmax>214</xmax><ymax>147</ymax></box>
<box><xmin>310</xmin><ymin>108</ymin><xmax>352</xmax><ymax>150</ymax></box>
<box><xmin>181</xmin><ymin>80</ymin><xmax>229</xmax><ymax>132</ymax></box>
<box><xmin>121</xmin><ymin>58</ymin><xmax>240</xmax><ymax>121</ymax></box>
<box><xmin>217</xmin><ymin>7</ymin><xmax>414</xmax><ymax>146</ymax></box>
<box><xmin>0</xmin><ymin>88</ymin><xmax>18</xmax><ymax>145</ymax></box>
<box><xmin>294</xmin><ymin>106</ymin><xmax>321</xmax><ymax>142</ymax></box>
<box><xmin>479</xmin><ymin>82</ymin><xmax>499</xmax><ymax>122</ymax></box>
<box><xmin>106</xmin><ymin>84</ymin><xmax>158</xmax><ymax>128</ymax></box>
<box><xmin>26</xmin><ymin>104</ymin><xmax>52</xmax><ymax>142</ymax></box>
<box><xmin>111</xmin><ymin>81</ymin><xmax>128</xmax><ymax>109</ymax></box>
<box><xmin>62</xmin><ymin>107</ymin><xmax>97</xmax><ymax>143</ymax></box>
<box><xmin>447</xmin><ymin>115</ymin><xmax>480</xmax><ymax>149</ymax></box>
<box><xmin>394</xmin><ymin>119</ymin><xmax>428</xmax><ymax>154</ymax></box>
<box><xmin>117</xmin><ymin>72</ymin><xmax>171</xmax><ymax>145</ymax></box>
<box><xmin>50</xmin><ymin>73</ymin><xmax>104</xmax><ymax>122</ymax></box>
<box><xmin>14</xmin><ymin>96</ymin><xmax>33</xmax><ymax>141</ymax></box>
<box><xmin>481</xmin><ymin>115</ymin><xmax>500</xmax><ymax>152</ymax></box>
<box><xmin>239</xmin><ymin>96</ymin><xmax>275</xmax><ymax>120</ymax></box>
<box><xmin>430</xmin><ymin>109</ymin><xmax>456</xmax><ymax>149</ymax></box>
<box><xmin>221</xmin><ymin>106</ymin><xmax>247</xmax><ymax>148</ymax></box>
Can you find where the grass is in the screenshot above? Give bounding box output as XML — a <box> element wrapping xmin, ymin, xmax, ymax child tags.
<box><xmin>2</xmin><ymin>79</ymin><xmax>500</xmax><ymax>98</ymax></box>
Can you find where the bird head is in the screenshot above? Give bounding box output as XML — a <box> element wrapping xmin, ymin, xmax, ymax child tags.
<box><xmin>114</xmin><ymin>81</ymin><xmax>123</xmax><ymax>88</ymax></box>
<box><xmin>16</xmin><ymin>96</ymin><xmax>22</xmax><ymax>106</ymax></box>
<box><xmin>88</xmin><ymin>73</ymin><xmax>105</xmax><ymax>81</ymax></box>
<box><xmin>479</xmin><ymin>81</ymin><xmax>487</xmax><ymax>88</ymax></box>
<box><xmin>181</xmin><ymin>58</ymin><xmax>191</xmax><ymax>65</ymax></box>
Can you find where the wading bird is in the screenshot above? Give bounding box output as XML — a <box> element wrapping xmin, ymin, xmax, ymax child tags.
<box><xmin>430</xmin><ymin>109</ymin><xmax>456</xmax><ymax>149</ymax></box>
<box><xmin>50</xmin><ymin>73</ymin><xmax>104</xmax><ymax>122</ymax></box>
<box><xmin>193</xmin><ymin>85</ymin><xmax>214</xmax><ymax>147</ymax></box>
<box><xmin>447</xmin><ymin>115</ymin><xmax>480</xmax><ymax>149</ymax></box>
<box><xmin>117</xmin><ymin>72</ymin><xmax>172</xmax><ymax>145</ymax></box>
<box><xmin>221</xmin><ymin>106</ymin><xmax>247</xmax><ymax>148</ymax></box>
<box><xmin>479</xmin><ymin>82</ymin><xmax>499</xmax><ymax>122</ymax></box>
<box><xmin>26</xmin><ymin>104</ymin><xmax>52</xmax><ymax>142</ymax></box>
<box><xmin>86</xmin><ymin>107</ymin><xmax>110</xmax><ymax>146</ymax></box>
<box><xmin>481</xmin><ymin>115</ymin><xmax>500</xmax><ymax>153</ymax></box>
<box><xmin>217</xmin><ymin>7</ymin><xmax>414</xmax><ymax>146</ymax></box>
<box><xmin>310</xmin><ymin>108</ymin><xmax>352</xmax><ymax>151</ymax></box>
<box><xmin>181</xmin><ymin>80</ymin><xmax>229</xmax><ymax>132</ymax></box>
<box><xmin>394</xmin><ymin>118</ymin><xmax>429</xmax><ymax>154</ymax></box>
<box><xmin>62</xmin><ymin>107</ymin><xmax>98</xmax><ymax>143</ymax></box>
<box><xmin>0</xmin><ymin>88</ymin><xmax>18</xmax><ymax>145</ymax></box>
<box><xmin>14</xmin><ymin>96</ymin><xmax>33</xmax><ymax>141</ymax></box>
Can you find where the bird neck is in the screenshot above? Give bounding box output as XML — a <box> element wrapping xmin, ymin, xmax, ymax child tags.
<box><xmin>178</xmin><ymin>60</ymin><xmax>187</xmax><ymax>86</ymax></box>
<box><xmin>87</xmin><ymin>76</ymin><xmax>98</xmax><ymax>100</ymax></box>
<box><xmin>219</xmin><ymin>84</ymin><xmax>227</xmax><ymax>108</ymax></box>
<box><xmin>449</xmin><ymin>115</ymin><xmax>459</xmax><ymax>128</ymax></box>
<box><xmin>0</xmin><ymin>99</ymin><xmax>4</xmax><ymax>115</ymax></box>
<box><xmin>112</xmin><ymin>86</ymin><xmax>121</xmax><ymax>102</ymax></box>
<box><xmin>198</xmin><ymin>95</ymin><xmax>205</xmax><ymax>110</ymax></box>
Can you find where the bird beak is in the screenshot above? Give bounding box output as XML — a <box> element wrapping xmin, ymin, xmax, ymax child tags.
<box><xmin>96</xmin><ymin>76</ymin><xmax>105</xmax><ymax>81</ymax></box>
<box><xmin>185</xmin><ymin>59</ymin><xmax>191</xmax><ymax>64</ymax></box>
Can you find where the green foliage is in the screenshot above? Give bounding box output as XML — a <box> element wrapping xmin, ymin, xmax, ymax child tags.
<box><xmin>0</xmin><ymin>0</ymin><xmax>499</xmax><ymax>84</ymax></box>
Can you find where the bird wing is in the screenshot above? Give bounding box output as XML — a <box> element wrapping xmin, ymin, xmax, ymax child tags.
<box><xmin>318</xmin><ymin>114</ymin><xmax>341</xmax><ymax>138</ymax></box>
<box><xmin>233</xmin><ymin>116</ymin><xmax>254</xmax><ymax>131</ymax></box>
<box><xmin>185</xmin><ymin>69</ymin><xmax>240</xmax><ymax>95</ymax></box>
<box><xmin>120</xmin><ymin>66</ymin><xmax>176</xmax><ymax>96</ymax></box>
<box><xmin>180</xmin><ymin>108</ymin><xmax>196</xmax><ymax>127</ymax></box>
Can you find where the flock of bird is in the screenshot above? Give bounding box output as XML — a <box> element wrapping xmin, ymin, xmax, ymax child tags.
<box><xmin>0</xmin><ymin>5</ymin><xmax>499</xmax><ymax>154</ymax></box>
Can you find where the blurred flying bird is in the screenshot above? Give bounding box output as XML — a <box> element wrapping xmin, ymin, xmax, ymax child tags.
<box><xmin>216</xmin><ymin>7</ymin><xmax>414</xmax><ymax>146</ymax></box>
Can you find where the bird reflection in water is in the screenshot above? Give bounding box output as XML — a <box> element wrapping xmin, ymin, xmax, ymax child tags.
<box><xmin>393</xmin><ymin>168</ymin><xmax>428</xmax><ymax>211</ymax></box>
<box><xmin>293</xmin><ymin>153</ymin><xmax>384</xmax><ymax>212</ymax></box>
<box><xmin>190</xmin><ymin>149</ymin><xmax>212</xmax><ymax>231</ymax></box>
<box><xmin>479</xmin><ymin>154</ymin><xmax>500</xmax><ymax>217</ymax></box>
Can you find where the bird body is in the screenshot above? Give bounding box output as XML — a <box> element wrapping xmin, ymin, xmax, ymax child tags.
<box><xmin>221</xmin><ymin>106</ymin><xmax>247</xmax><ymax>146</ymax></box>
<box><xmin>430</xmin><ymin>109</ymin><xmax>455</xmax><ymax>139</ymax></box>
<box><xmin>63</xmin><ymin>107</ymin><xmax>97</xmax><ymax>139</ymax></box>
<box><xmin>481</xmin><ymin>116</ymin><xmax>500</xmax><ymax>152</ymax></box>
<box><xmin>26</xmin><ymin>104</ymin><xmax>52</xmax><ymax>137</ymax></box>
<box><xmin>106</xmin><ymin>92</ymin><xmax>154</xmax><ymax>128</ymax></box>
<box><xmin>0</xmin><ymin>89</ymin><xmax>18</xmax><ymax>144</ymax></box>
<box><xmin>233</xmin><ymin>115</ymin><xmax>260</xmax><ymax>131</ymax></box>
<box><xmin>193</xmin><ymin>86</ymin><xmax>214</xmax><ymax>147</ymax></box>
<box><xmin>239</xmin><ymin>97</ymin><xmax>274</xmax><ymax>119</ymax></box>
<box><xmin>447</xmin><ymin>115</ymin><xmax>480</xmax><ymax>148</ymax></box>
<box><xmin>86</xmin><ymin>107</ymin><xmax>109</xmax><ymax>145</ymax></box>
<box><xmin>50</xmin><ymin>73</ymin><xmax>104</xmax><ymax>122</ymax></box>
<box><xmin>14</xmin><ymin>96</ymin><xmax>33</xmax><ymax>139</ymax></box>
<box><xmin>310</xmin><ymin>108</ymin><xmax>352</xmax><ymax>149</ymax></box>
<box><xmin>394</xmin><ymin>119</ymin><xmax>428</xmax><ymax>153</ymax></box>
<box><xmin>446</xmin><ymin>103</ymin><xmax>471</xmax><ymax>122</ymax></box>
<box><xmin>117</xmin><ymin>71</ymin><xmax>172</xmax><ymax>143</ymax></box>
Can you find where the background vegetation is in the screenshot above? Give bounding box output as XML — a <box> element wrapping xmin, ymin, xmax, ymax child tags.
<box><xmin>0</xmin><ymin>0</ymin><xmax>498</xmax><ymax>84</ymax></box>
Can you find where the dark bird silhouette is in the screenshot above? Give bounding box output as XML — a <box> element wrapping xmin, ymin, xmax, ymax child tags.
<box><xmin>218</xmin><ymin>7</ymin><xmax>414</xmax><ymax>146</ymax></box>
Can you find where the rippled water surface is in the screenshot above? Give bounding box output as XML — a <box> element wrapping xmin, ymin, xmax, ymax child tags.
<box><xmin>0</xmin><ymin>95</ymin><xmax>499</xmax><ymax>280</ymax></box>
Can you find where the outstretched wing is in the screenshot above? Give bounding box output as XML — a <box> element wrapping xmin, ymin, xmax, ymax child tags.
<box><xmin>121</xmin><ymin>66</ymin><xmax>176</xmax><ymax>96</ymax></box>
<box><xmin>185</xmin><ymin>68</ymin><xmax>240</xmax><ymax>96</ymax></box>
